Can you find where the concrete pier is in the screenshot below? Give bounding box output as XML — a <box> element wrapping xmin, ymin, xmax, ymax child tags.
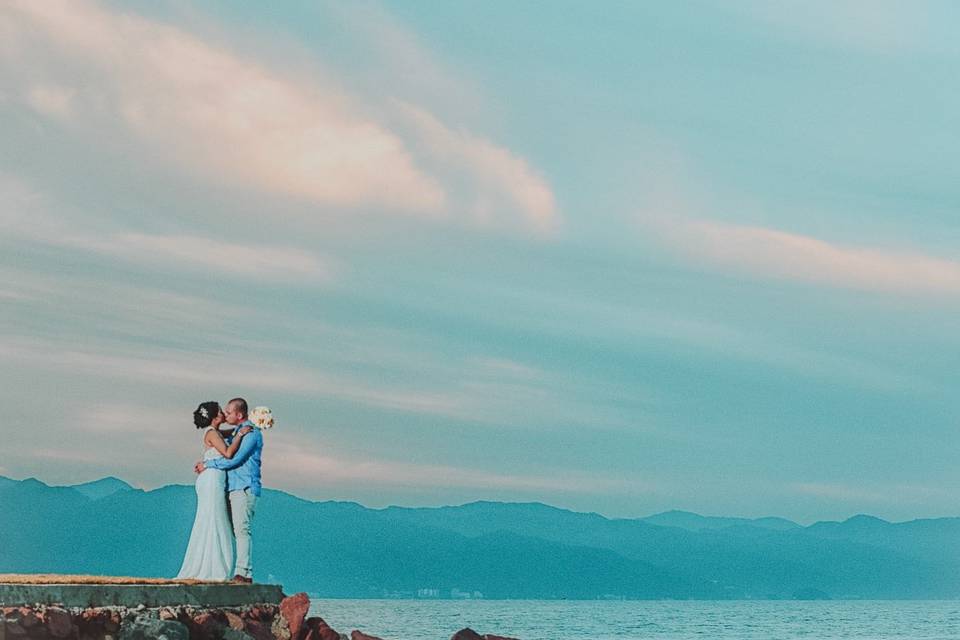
<box><xmin>0</xmin><ymin>578</ymin><xmax>283</xmax><ymax>608</ymax></box>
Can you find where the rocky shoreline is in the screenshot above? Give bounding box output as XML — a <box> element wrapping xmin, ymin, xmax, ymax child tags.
<box><xmin>0</xmin><ymin>592</ymin><xmax>517</xmax><ymax>640</ymax></box>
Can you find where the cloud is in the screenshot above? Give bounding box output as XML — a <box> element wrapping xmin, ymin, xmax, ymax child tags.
<box><xmin>320</xmin><ymin>1</ymin><xmax>486</xmax><ymax>118</ymax></box>
<box><xmin>24</xmin><ymin>84</ymin><xmax>76</xmax><ymax>120</ymax></box>
<box><xmin>657</xmin><ymin>218</ymin><xmax>960</xmax><ymax>295</ymax></box>
<box><xmin>0</xmin><ymin>0</ymin><xmax>558</xmax><ymax>233</ymax></box>
<box><xmin>1</xmin><ymin>1</ymin><xmax>444</xmax><ymax>213</ymax></box>
<box><xmin>266</xmin><ymin>439</ymin><xmax>639</xmax><ymax>494</ymax></box>
<box><xmin>0</xmin><ymin>174</ymin><xmax>333</xmax><ymax>283</ymax></box>
<box><xmin>0</xmin><ymin>174</ymin><xmax>47</xmax><ymax>232</ymax></box>
<box><xmin>724</xmin><ymin>0</ymin><xmax>946</xmax><ymax>54</ymax></box>
<box><xmin>397</xmin><ymin>103</ymin><xmax>559</xmax><ymax>234</ymax></box>
<box><xmin>0</xmin><ymin>336</ymin><xmax>462</xmax><ymax>418</ymax></box>
<box><xmin>27</xmin><ymin>448</ymin><xmax>105</xmax><ymax>465</ymax></box>
<box><xmin>60</xmin><ymin>232</ymin><xmax>334</xmax><ymax>283</ymax></box>
<box><xmin>789</xmin><ymin>482</ymin><xmax>950</xmax><ymax>508</ymax></box>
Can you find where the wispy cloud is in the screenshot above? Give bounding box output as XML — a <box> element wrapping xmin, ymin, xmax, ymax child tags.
<box><xmin>320</xmin><ymin>1</ymin><xmax>486</xmax><ymax>118</ymax></box>
<box><xmin>0</xmin><ymin>336</ymin><xmax>462</xmax><ymax>418</ymax></box>
<box><xmin>0</xmin><ymin>289</ymin><xmax>30</xmax><ymax>300</ymax></box>
<box><xmin>790</xmin><ymin>481</ymin><xmax>952</xmax><ymax>509</ymax></box>
<box><xmin>657</xmin><ymin>218</ymin><xmax>960</xmax><ymax>295</ymax></box>
<box><xmin>396</xmin><ymin>103</ymin><xmax>559</xmax><ymax>234</ymax></box>
<box><xmin>0</xmin><ymin>174</ymin><xmax>333</xmax><ymax>283</ymax></box>
<box><xmin>1</xmin><ymin>0</ymin><xmax>558</xmax><ymax>234</ymax></box>
<box><xmin>267</xmin><ymin>438</ymin><xmax>641</xmax><ymax>494</ymax></box>
<box><xmin>24</xmin><ymin>84</ymin><xmax>76</xmax><ymax>121</ymax></box>
<box><xmin>2</xmin><ymin>0</ymin><xmax>444</xmax><ymax>213</ymax></box>
<box><xmin>60</xmin><ymin>232</ymin><xmax>334</xmax><ymax>283</ymax></box>
<box><xmin>723</xmin><ymin>0</ymin><xmax>950</xmax><ymax>54</ymax></box>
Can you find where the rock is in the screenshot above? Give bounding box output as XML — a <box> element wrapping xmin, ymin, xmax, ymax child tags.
<box><xmin>225</xmin><ymin>612</ymin><xmax>245</xmax><ymax>631</ymax></box>
<box><xmin>118</xmin><ymin>616</ymin><xmax>188</xmax><ymax>640</ymax></box>
<box><xmin>302</xmin><ymin>617</ymin><xmax>339</xmax><ymax>640</ymax></box>
<box><xmin>44</xmin><ymin>609</ymin><xmax>72</xmax><ymax>639</ymax></box>
<box><xmin>261</xmin><ymin>605</ymin><xmax>279</xmax><ymax>618</ymax></box>
<box><xmin>191</xmin><ymin>612</ymin><xmax>222</xmax><ymax>639</ymax></box>
<box><xmin>279</xmin><ymin>593</ymin><xmax>310</xmax><ymax>640</ymax></box>
<box><xmin>158</xmin><ymin>608</ymin><xmax>177</xmax><ymax>621</ymax></box>
<box><xmin>6</xmin><ymin>623</ymin><xmax>26</xmax><ymax>637</ymax></box>
<box><xmin>450</xmin><ymin>630</ymin><xmax>484</xmax><ymax>640</ymax></box>
<box><xmin>222</xmin><ymin>629</ymin><xmax>255</xmax><ymax>640</ymax></box>
<box><xmin>270</xmin><ymin>615</ymin><xmax>292</xmax><ymax>640</ymax></box>
<box><xmin>350</xmin><ymin>631</ymin><xmax>384</xmax><ymax>640</ymax></box>
<box><xmin>16</xmin><ymin>612</ymin><xmax>38</xmax><ymax>630</ymax></box>
<box><xmin>24</xmin><ymin>625</ymin><xmax>47</xmax><ymax>639</ymax></box>
<box><xmin>242</xmin><ymin>620</ymin><xmax>274</xmax><ymax>640</ymax></box>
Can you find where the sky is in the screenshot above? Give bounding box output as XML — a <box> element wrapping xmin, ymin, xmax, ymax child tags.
<box><xmin>2</xmin><ymin>0</ymin><xmax>960</xmax><ymax>524</ymax></box>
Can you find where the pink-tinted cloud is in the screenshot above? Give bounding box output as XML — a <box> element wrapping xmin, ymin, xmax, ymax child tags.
<box><xmin>1</xmin><ymin>0</ymin><xmax>444</xmax><ymax>212</ymax></box>
<box><xmin>398</xmin><ymin>103</ymin><xmax>559</xmax><ymax>234</ymax></box>
<box><xmin>0</xmin><ymin>1</ymin><xmax>559</xmax><ymax>234</ymax></box>
<box><xmin>0</xmin><ymin>172</ymin><xmax>333</xmax><ymax>283</ymax></box>
<box><xmin>266</xmin><ymin>438</ymin><xmax>641</xmax><ymax>494</ymax></box>
<box><xmin>658</xmin><ymin>219</ymin><xmax>960</xmax><ymax>295</ymax></box>
<box><xmin>24</xmin><ymin>84</ymin><xmax>76</xmax><ymax>120</ymax></box>
<box><xmin>789</xmin><ymin>481</ymin><xmax>949</xmax><ymax>506</ymax></box>
<box><xmin>0</xmin><ymin>336</ymin><xmax>462</xmax><ymax>418</ymax></box>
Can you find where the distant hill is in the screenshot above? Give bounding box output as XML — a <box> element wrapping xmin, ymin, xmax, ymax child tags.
<box><xmin>68</xmin><ymin>477</ymin><xmax>135</xmax><ymax>500</ymax></box>
<box><xmin>641</xmin><ymin>510</ymin><xmax>800</xmax><ymax>532</ymax></box>
<box><xmin>806</xmin><ymin>514</ymin><xmax>960</xmax><ymax>564</ymax></box>
<box><xmin>1</xmin><ymin>476</ymin><xmax>959</xmax><ymax>599</ymax></box>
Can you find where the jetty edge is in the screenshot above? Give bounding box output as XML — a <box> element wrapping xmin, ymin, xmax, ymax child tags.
<box><xmin>0</xmin><ymin>575</ymin><xmax>520</xmax><ymax>640</ymax></box>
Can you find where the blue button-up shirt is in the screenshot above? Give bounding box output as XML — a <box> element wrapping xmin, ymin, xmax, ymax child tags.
<box><xmin>205</xmin><ymin>421</ymin><xmax>263</xmax><ymax>496</ymax></box>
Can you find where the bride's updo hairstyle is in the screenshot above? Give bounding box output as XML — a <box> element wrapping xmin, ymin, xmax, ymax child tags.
<box><xmin>193</xmin><ymin>401</ymin><xmax>221</xmax><ymax>429</ymax></box>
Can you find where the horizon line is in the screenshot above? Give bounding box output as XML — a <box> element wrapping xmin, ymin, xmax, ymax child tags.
<box><xmin>5</xmin><ymin>472</ymin><xmax>954</xmax><ymax>528</ymax></box>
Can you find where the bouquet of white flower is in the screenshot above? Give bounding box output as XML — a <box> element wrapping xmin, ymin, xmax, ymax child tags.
<box><xmin>250</xmin><ymin>406</ymin><xmax>275</xmax><ymax>430</ymax></box>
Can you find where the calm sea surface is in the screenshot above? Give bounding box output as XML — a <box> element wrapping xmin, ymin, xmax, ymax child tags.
<box><xmin>309</xmin><ymin>599</ymin><xmax>960</xmax><ymax>640</ymax></box>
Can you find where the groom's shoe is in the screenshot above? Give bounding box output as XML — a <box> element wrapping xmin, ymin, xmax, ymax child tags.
<box><xmin>232</xmin><ymin>575</ymin><xmax>253</xmax><ymax>584</ymax></box>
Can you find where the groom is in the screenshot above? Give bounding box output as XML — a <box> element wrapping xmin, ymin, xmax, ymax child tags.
<box><xmin>195</xmin><ymin>397</ymin><xmax>263</xmax><ymax>583</ymax></box>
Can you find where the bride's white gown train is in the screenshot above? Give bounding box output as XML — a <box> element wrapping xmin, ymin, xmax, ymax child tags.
<box><xmin>177</xmin><ymin>428</ymin><xmax>234</xmax><ymax>580</ymax></box>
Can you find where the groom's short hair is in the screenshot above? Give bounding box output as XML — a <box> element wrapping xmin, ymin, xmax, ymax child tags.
<box><xmin>228</xmin><ymin>397</ymin><xmax>249</xmax><ymax>418</ymax></box>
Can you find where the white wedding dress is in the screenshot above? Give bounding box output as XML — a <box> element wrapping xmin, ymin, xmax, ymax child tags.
<box><xmin>176</xmin><ymin>427</ymin><xmax>234</xmax><ymax>580</ymax></box>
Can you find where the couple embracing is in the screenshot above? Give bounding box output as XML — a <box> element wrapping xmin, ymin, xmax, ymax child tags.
<box><xmin>177</xmin><ymin>397</ymin><xmax>268</xmax><ymax>583</ymax></box>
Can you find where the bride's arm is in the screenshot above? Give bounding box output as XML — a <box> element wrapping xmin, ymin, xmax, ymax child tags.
<box><xmin>205</xmin><ymin>427</ymin><xmax>252</xmax><ymax>459</ymax></box>
<box><xmin>205</xmin><ymin>429</ymin><xmax>236</xmax><ymax>459</ymax></box>
<box><xmin>223</xmin><ymin>427</ymin><xmax>252</xmax><ymax>458</ymax></box>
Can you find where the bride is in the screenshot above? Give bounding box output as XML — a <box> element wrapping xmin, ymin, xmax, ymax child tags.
<box><xmin>177</xmin><ymin>401</ymin><xmax>252</xmax><ymax>580</ymax></box>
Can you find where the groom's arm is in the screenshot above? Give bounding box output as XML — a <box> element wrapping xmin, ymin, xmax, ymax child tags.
<box><xmin>205</xmin><ymin>431</ymin><xmax>260</xmax><ymax>471</ymax></box>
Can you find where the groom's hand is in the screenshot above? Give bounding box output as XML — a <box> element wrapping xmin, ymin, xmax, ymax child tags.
<box><xmin>194</xmin><ymin>461</ymin><xmax>205</xmax><ymax>474</ymax></box>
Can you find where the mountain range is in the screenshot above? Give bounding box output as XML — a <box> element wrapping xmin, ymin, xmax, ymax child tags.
<box><xmin>2</xmin><ymin>476</ymin><xmax>959</xmax><ymax>599</ymax></box>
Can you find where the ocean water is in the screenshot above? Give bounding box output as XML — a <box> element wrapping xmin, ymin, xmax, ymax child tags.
<box><xmin>309</xmin><ymin>599</ymin><xmax>960</xmax><ymax>640</ymax></box>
